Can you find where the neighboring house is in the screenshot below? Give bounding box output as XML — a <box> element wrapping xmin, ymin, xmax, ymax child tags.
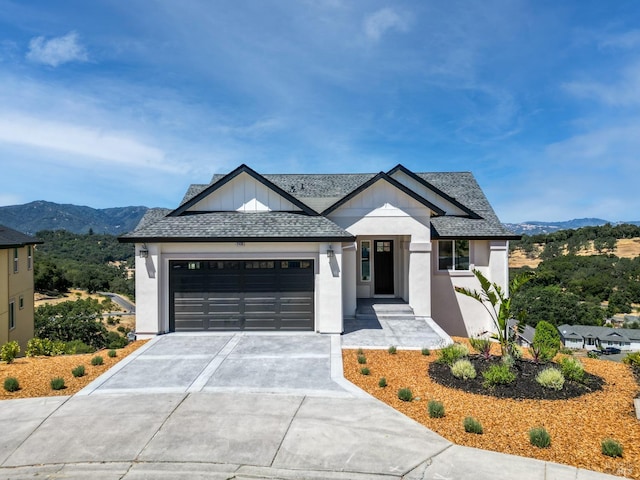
<box><xmin>0</xmin><ymin>225</ymin><xmax>42</xmax><ymax>350</ymax></box>
<box><xmin>507</xmin><ymin>319</ymin><xmax>536</xmax><ymax>348</ymax></box>
<box><xmin>120</xmin><ymin>164</ymin><xmax>519</xmax><ymax>338</ymax></box>
<box><xmin>558</xmin><ymin>324</ymin><xmax>640</xmax><ymax>351</ymax></box>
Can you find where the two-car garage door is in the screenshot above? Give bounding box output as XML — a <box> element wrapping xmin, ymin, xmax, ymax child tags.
<box><xmin>169</xmin><ymin>259</ymin><xmax>315</xmax><ymax>331</ymax></box>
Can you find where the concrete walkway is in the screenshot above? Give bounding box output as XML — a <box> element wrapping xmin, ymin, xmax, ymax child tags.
<box><xmin>0</xmin><ymin>333</ymin><xmax>627</xmax><ymax>479</ymax></box>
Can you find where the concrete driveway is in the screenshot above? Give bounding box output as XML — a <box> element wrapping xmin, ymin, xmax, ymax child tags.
<box><xmin>0</xmin><ymin>333</ymin><xmax>626</xmax><ymax>479</ymax></box>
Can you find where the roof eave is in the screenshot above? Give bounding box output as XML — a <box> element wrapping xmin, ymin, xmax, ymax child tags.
<box><xmin>118</xmin><ymin>235</ymin><xmax>356</xmax><ymax>244</ymax></box>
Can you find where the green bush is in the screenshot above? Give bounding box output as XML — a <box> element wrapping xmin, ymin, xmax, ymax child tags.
<box><xmin>451</xmin><ymin>359</ymin><xmax>477</xmax><ymax>380</ymax></box>
<box><xmin>108</xmin><ymin>349</ymin><xmax>117</xmax><ymax>358</ymax></box>
<box><xmin>3</xmin><ymin>377</ymin><xmax>20</xmax><ymax>392</ymax></box>
<box><xmin>421</xmin><ymin>347</ymin><xmax>431</xmax><ymax>356</ymax></box>
<box><xmin>398</xmin><ymin>388</ymin><xmax>413</xmax><ymax>402</ymax></box>
<box><xmin>388</xmin><ymin>345</ymin><xmax>397</xmax><ymax>354</ymax></box>
<box><xmin>106</xmin><ymin>331</ymin><xmax>129</xmax><ymax>349</ymax></box>
<box><xmin>34</xmin><ymin>299</ymin><xmax>108</xmax><ymax>349</ymax></box>
<box><xmin>501</xmin><ymin>354</ymin><xmax>515</xmax><ymax>369</ymax></box>
<box><xmin>463</xmin><ymin>417</ymin><xmax>483</xmax><ymax>434</ymax></box>
<box><xmin>601</xmin><ymin>438</ymin><xmax>623</xmax><ymax>458</ymax></box>
<box><xmin>436</xmin><ymin>343</ymin><xmax>469</xmax><ymax>365</ymax></box>
<box><xmin>536</xmin><ymin>368</ymin><xmax>565</xmax><ymax>390</ymax></box>
<box><xmin>530</xmin><ymin>320</ymin><xmax>561</xmax><ymax>362</ymax></box>
<box><xmin>360</xmin><ymin>367</ymin><xmax>370</xmax><ymax>375</ymax></box>
<box><xmin>469</xmin><ymin>337</ymin><xmax>492</xmax><ymax>358</ymax></box>
<box><xmin>529</xmin><ymin>427</ymin><xmax>551</xmax><ymax>448</ymax></box>
<box><xmin>559</xmin><ymin>346</ymin><xmax>573</xmax><ymax>355</ymax></box>
<box><xmin>509</xmin><ymin>344</ymin><xmax>523</xmax><ymax>360</ymax></box>
<box><xmin>428</xmin><ymin>400</ymin><xmax>445</xmax><ymax>418</ymax></box>
<box><xmin>72</xmin><ymin>365</ymin><xmax>85</xmax><ymax>378</ymax></box>
<box><xmin>65</xmin><ymin>339</ymin><xmax>95</xmax><ymax>354</ymax></box>
<box><xmin>357</xmin><ymin>354</ymin><xmax>367</xmax><ymax>364</ymax></box>
<box><xmin>587</xmin><ymin>350</ymin><xmax>599</xmax><ymax>359</ymax></box>
<box><xmin>482</xmin><ymin>363</ymin><xmax>515</xmax><ymax>387</ymax></box>
<box><xmin>560</xmin><ymin>357</ymin><xmax>585</xmax><ymax>383</ymax></box>
<box><xmin>378</xmin><ymin>377</ymin><xmax>387</xmax><ymax>387</ymax></box>
<box><xmin>623</xmin><ymin>351</ymin><xmax>640</xmax><ymax>368</ymax></box>
<box><xmin>91</xmin><ymin>355</ymin><xmax>104</xmax><ymax>366</ymax></box>
<box><xmin>357</xmin><ymin>347</ymin><xmax>364</xmax><ymax>355</ymax></box>
<box><xmin>26</xmin><ymin>337</ymin><xmax>67</xmax><ymax>356</ymax></box>
<box><xmin>50</xmin><ymin>377</ymin><xmax>66</xmax><ymax>390</ymax></box>
<box><xmin>1</xmin><ymin>341</ymin><xmax>20</xmax><ymax>363</ymax></box>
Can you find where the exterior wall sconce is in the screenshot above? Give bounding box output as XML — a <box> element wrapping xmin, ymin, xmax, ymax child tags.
<box><xmin>139</xmin><ymin>244</ymin><xmax>149</xmax><ymax>258</ymax></box>
<box><xmin>327</xmin><ymin>249</ymin><xmax>334</xmax><ymax>258</ymax></box>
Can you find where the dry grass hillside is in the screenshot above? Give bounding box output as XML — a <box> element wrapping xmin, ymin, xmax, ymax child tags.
<box><xmin>510</xmin><ymin>238</ymin><xmax>640</xmax><ymax>269</ymax></box>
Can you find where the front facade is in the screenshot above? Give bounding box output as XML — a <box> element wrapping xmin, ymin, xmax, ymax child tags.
<box><xmin>0</xmin><ymin>225</ymin><xmax>42</xmax><ymax>350</ymax></box>
<box><xmin>120</xmin><ymin>164</ymin><xmax>518</xmax><ymax>338</ymax></box>
<box><xmin>558</xmin><ymin>324</ymin><xmax>640</xmax><ymax>351</ymax></box>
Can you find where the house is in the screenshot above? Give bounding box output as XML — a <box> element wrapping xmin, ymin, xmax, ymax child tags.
<box><xmin>119</xmin><ymin>164</ymin><xmax>519</xmax><ymax>338</ymax></box>
<box><xmin>508</xmin><ymin>319</ymin><xmax>536</xmax><ymax>348</ymax></box>
<box><xmin>558</xmin><ymin>324</ymin><xmax>640</xmax><ymax>351</ymax></box>
<box><xmin>0</xmin><ymin>225</ymin><xmax>42</xmax><ymax>350</ymax></box>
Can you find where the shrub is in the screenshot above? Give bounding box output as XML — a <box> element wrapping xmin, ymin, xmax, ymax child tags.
<box><xmin>116</xmin><ymin>325</ymin><xmax>126</xmax><ymax>333</ymax></box>
<box><xmin>482</xmin><ymin>363</ymin><xmax>515</xmax><ymax>387</ymax></box>
<box><xmin>1</xmin><ymin>341</ymin><xmax>20</xmax><ymax>363</ymax></box>
<box><xmin>530</xmin><ymin>320</ymin><xmax>561</xmax><ymax>362</ymax></box>
<box><xmin>91</xmin><ymin>355</ymin><xmax>104</xmax><ymax>366</ymax></box>
<box><xmin>536</xmin><ymin>368</ymin><xmax>565</xmax><ymax>390</ymax></box>
<box><xmin>357</xmin><ymin>354</ymin><xmax>367</xmax><ymax>364</ymax></box>
<box><xmin>451</xmin><ymin>359</ymin><xmax>477</xmax><ymax>380</ymax></box>
<box><xmin>50</xmin><ymin>377</ymin><xmax>65</xmax><ymax>390</ymax></box>
<box><xmin>509</xmin><ymin>344</ymin><xmax>522</xmax><ymax>360</ymax></box>
<box><xmin>72</xmin><ymin>365</ymin><xmax>85</xmax><ymax>378</ymax></box>
<box><xmin>587</xmin><ymin>350</ymin><xmax>599</xmax><ymax>359</ymax></box>
<box><xmin>529</xmin><ymin>427</ymin><xmax>551</xmax><ymax>448</ymax></box>
<box><xmin>469</xmin><ymin>337</ymin><xmax>492</xmax><ymax>359</ymax></box>
<box><xmin>65</xmin><ymin>340</ymin><xmax>95</xmax><ymax>354</ymax></box>
<box><xmin>360</xmin><ymin>367</ymin><xmax>370</xmax><ymax>375</ymax></box>
<box><xmin>107</xmin><ymin>317</ymin><xmax>116</xmax><ymax>326</ymax></box>
<box><xmin>357</xmin><ymin>348</ymin><xmax>364</xmax><ymax>355</ymax></box>
<box><xmin>428</xmin><ymin>400</ymin><xmax>445</xmax><ymax>418</ymax></box>
<box><xmin>559</xmin><ymin>346</ymin><xmax>574</xmax><ymax>355</ymax></box>
<box><xmin>26</xmin><ymin>337</ymin><xmax>67</xmax><ymax>356</ymax></box>
<box><xmin>378</xmin><ymin>377</ymin><xmax>387</xmax><ymax>387</ymax></box>
<box><xmin>601</xmin><ymin>438</ymin><xmax>623</xmax><ymax>458</ymax></box>
<box><xmin>34</xmin><ymin>299</ymin><xmax>108</xmax><ymax>349</ymax></box>
<box><xmin>398</xmin><ymin>388</ymin><xmax>413</xmax><ymax>402</ymax></box>
<box><xmin>108</xmin><ymin>349</ymin><xmax>117</xmax><ymax>358</ymax></box>
<box><xmin>463</xmin><ymin>417</ymin><xmax>483</xmax><ymax>434</ymax></box>
<box><xmin>436</xmin><ymin>343</ymin><xmax>469</xmax><ymax>365</ymax></box>
<box><xmin>388</xmin><ymin>345</ymin><xmax>397</xmax><ymax>354</ymax></box>
<box><xmin>106</xmin><ymin>331</ymin><xmax>129</xmax><ymax>349</ymax></box>
<box><xmin>421</xmin><ymin>347</ymin><xmax>431</xmax><ymax>356</ymax></box>
<box><xmin>4</xmin><ymin>377</ymin><xmax>20</xmax><ymax>392</ymax></box>
<box><xmin>560</xmin><ymin>357</ymin><xmax>585</xmax><ymax>383</ymax></box>
<box><xmin>623</xmin><ymin>351</ymin><xmax>640</xmax><ymax>368</ymax></box>
<box><xmin>501</xmin><ymin>354</ymin><xmax>515</xmax><ymax>369</ymax></box>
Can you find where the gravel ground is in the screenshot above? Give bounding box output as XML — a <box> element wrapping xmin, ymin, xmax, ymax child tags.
<box><xmin>343</xmin><ymin>341</ymin><xmax>640</xmax><ymax>479</ymax></box>
<box><xmin>0</xmin><ymin>340</ymin><xmax>148</xmax><ymax>400</ymax></box>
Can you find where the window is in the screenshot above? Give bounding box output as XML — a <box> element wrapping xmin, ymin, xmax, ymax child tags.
<box><xmin>187</xmin><ymin>262</ymin><xmax>201</xmax><ymax>270</ymax></box>
<box><xmin>438</xmin><ymin>240</ymin><xmax>470</xmax><ymax>271</ymax></box>
<box><xmin>360</xmin><ymin>240</ymin><xmax>371</xmax><ymax>281</ymax></box>
<box><xmin>19</xmin><ymin>295</ymin><xmax>24</xmax><ymax>310</ymax></box>
<box><xmin>13</xmin><ymin>248</ymin><xmax>18</xmax><ymax>273</ymax></box>
<box><xmin>281</xmin><ymin>261</ymin><xmax>311</xmax><ymax>269</ymax></box>
<box><xmin>9</xmin><ymin>300</ymin><xmax>15</xmax><ymax>330</ymax></box>
<box><xmin>245</xmin><ymin>261</ymin><xmax>274</xmax><ymax>269</ymax></box>
<box><xmin>27</xmin><ymin>246</ymin><xmax>32</xmax><ymax>270</ymax></box>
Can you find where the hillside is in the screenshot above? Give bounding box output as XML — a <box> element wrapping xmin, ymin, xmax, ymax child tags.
<box><xmin>0</xmin><ymin>201</ymin><xmax>148</xmax><ymax>235</ymax></box>
<box><xmin>510</xmin><ymin>238</ymin><xmax>640</xmax><ymax>268</ymax></box>
<box><xmin>504</xmin><ymin>218</ymin><xmax>640</xmax><ymax>235</ymax></box>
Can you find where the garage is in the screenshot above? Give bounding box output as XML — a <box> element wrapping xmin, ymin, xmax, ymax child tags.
<box><xmin>169</xmin><ymin>259</ymin><xmax>315</xmax><ymax>331</ymax></box>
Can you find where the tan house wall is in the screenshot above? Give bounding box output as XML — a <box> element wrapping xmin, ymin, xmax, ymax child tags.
<box><xmin>1</xmin><ymin>245</ymin><xmax>35</xmax><ymax>351</ymax></box>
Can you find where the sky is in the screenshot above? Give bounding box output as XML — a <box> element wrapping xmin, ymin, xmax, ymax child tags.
<box><xmin>1</xmin><ymin>0</ymin><xmax>639</xmax><ymax>223</ymax></box>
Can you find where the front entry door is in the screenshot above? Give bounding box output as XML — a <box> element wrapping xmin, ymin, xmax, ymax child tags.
<box><xmin>374</xmin><ymin>240</ymin><xmax>394</xmax><ymax>295</ymax></box>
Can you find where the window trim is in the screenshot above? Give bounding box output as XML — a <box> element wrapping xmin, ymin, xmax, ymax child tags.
<box><xmin>19</xmin><ymin>295</ymin><xmax>24</xmax><ymax>310</ymax></box>
<box><xmin>360</xmin><ymin>240</ymin><xmax>371</xmax><ymax>282</ymax></box>
<box><xmin>27</xmin><ymin>245</ymin><xmax>32</xmax><ymax>270</ymax></box>
<box><xmin>13</xmin><ymin>248</ymin><xmax>18</xmax><ymax>273</ymax></box>
<box><xmin>437</xmin><ymin>239</ymin><xmax>471</xmax><ymax>272</ymax></box>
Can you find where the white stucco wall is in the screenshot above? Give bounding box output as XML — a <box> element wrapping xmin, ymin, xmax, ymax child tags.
<box><xmin>134</xmin><ymin>241</ymin><xmax>344</xmax><ymax>336</ymax></box>
<box><xmin>389</xmin><ymin>170</ymin><xmax>468</xmax><ymax>215</ymax></box>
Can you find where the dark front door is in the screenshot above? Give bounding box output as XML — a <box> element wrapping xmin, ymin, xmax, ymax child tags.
<box><xmin>374</xmin><ymin>240</ymin><xmax>394</xmax><ymax>295</ymax></box>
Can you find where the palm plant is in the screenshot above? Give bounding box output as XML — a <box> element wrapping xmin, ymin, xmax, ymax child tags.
<box><xmin>454</xmin><ymin>269</ymin><xmax>533</xmax><ymax>356</ymax></box>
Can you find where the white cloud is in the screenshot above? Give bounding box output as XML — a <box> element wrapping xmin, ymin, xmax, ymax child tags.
<box><xmin>563</xmin><ymin>62</ymin><xmax>640</xmax><ymax>106</ymax></box>
<box><xmin>0</xmin><ymin>113</ymin><xmax>176</xmax><ymax>171</ymax></box>
<box><xmin>598</xmin><ymin>30</ymin><xmax>640</xmax><ymax>50</ymax></box>
<box><xmin>363</xmin><ymin>7</ymin><xmax>409</xmax><ymax>42</ymax></box>
<box><xmin>26</xmin><ymin>31</ymin><xmax>88</xmax><ymax>67</ymax></box>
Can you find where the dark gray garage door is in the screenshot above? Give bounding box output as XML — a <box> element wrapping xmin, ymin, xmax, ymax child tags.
<box><xmin>169</xmin><ymin>259</ymin><xmax>314</xmax><ymax>331</ymax></box>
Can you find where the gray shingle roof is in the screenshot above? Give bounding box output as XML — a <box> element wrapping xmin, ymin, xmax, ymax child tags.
<box><xmin>558</xmin><ymin>324</ymin><xmax>640</xmax><ymax>342</ymax></box>
<box><xmin>120</xmin><ymin>212</ymin><xmax>355</xmax><ymax>242</ymax></box>
<box><xmin>138</xmin><ymin>166</ymin><xmax>518</xmax><ymax>241</ymax></box>
<box><xmin>0</xmin><ymin>224</ymin><xmax>42</xmax><ymax>249</ymax></box>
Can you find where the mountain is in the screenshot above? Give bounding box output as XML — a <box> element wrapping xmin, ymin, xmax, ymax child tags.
<box><xmin>0</xmin><ymin>201</ymin><xmax>149</xmax><ymax>235</ymax></box>
<box><xmin>504</xmin><ymin>218</ymin><xmax>640</xmax><ymax>235</ymax></box>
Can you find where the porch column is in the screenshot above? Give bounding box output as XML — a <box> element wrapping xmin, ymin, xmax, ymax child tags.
<box><xmin>317</xmin><ymin>242</ymin><xmax>343</xmax><ymax>333</ymax></box>
<box><xmin>135</xmin><ymin>242</ymin><xmax>162</xmax><ymax>337</ymax></box>
<box><xmin>342</xmin><ymin>242</ymin><xmax>357</xmax><ymax>318</ymax></box>
<box><xmin>408</xmin><ymin>241</ymin><xmax>431</xmax><ymax>317</ymax></box>
<box><xmin>489</xmin><ymin>240</ymin><xmax>509</xmax><ymax>294</ymax></box>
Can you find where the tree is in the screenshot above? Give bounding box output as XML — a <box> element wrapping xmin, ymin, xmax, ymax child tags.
<box><xmin>455</xmin><ymin>269</ymin><xmax>533</xmax><ymax>356</ymax></box>
<box><xmin>530</xmin><ymin>320</ymin><xmax>561</xmax><ymax>362</ymax></box>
